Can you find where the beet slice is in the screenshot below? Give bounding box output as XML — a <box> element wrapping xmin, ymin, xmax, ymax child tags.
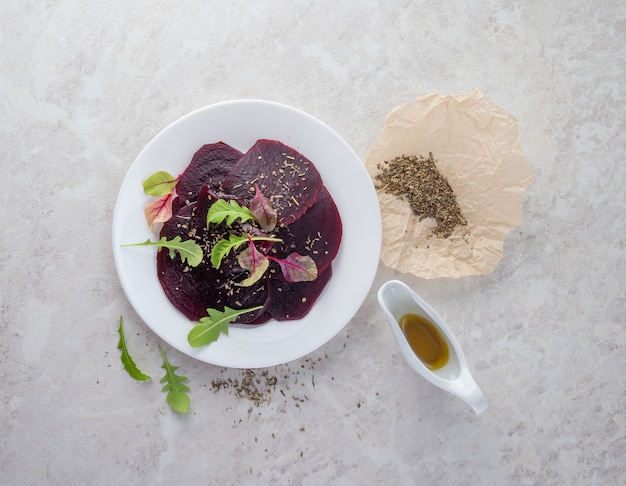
<box><xmin>156</xmin><ymin>139</ymin><xmax>342</xmax><ymax>327</ymax></box>
<box><xmin>158</xmin><ymin>186</ymin><xmax>270</xmax><ymax>324</ymax></box>
<box><xmin>173</xmin><ymin>142</ymin><xmax>242</xmax><ymax>213</ymax></box>
<box><xmin>272</xmin><ymin>186</ymin><xmax>342</xmax><ymax>275</ymax></box>
<box><xmin>222</xmin><ymin>139</ymin><xmax>323</xmax><ymax>227</ymax></box>
<box><xmin>265</xmin><ymin>266</ymin><xmax>333</xmax><ymax>320</ymax></box>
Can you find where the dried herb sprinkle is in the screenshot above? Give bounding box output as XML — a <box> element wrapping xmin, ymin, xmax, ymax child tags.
<box><xmin>211</xmin><ymin>369</ymin><xmax>276</xmax><ymax>407</ymax></box>
<box><xmin>375</xmin><ymin>153</ymin><xmax>467</xmax><ymax>238</ymax></box>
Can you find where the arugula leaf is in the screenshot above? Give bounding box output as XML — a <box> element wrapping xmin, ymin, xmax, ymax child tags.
<box><xmin>143</xmin><ymin>171</ymin><xmax>179</xmax><ymax>197</ymax></box>
<box><xmin>188</xmin><ymin>305</ymin><xmax>263</xmax><ymax>348</ymax></box>
<box><xmin>144</xmin><ymin>193</ymin><xmax>174</xmax><ymax>229</ymax></box>
<box><xmin>210</xmin><ymin>234</ymin><xmax>248</xmax><ymax>269</ymax></box>
<box><xmin>249</xmin><ymin>184</ymin><xmax>277</xmax><ymax>232</ymax></box>
<box><xmin>122</xmin><ymin>236</ymin><xmax>203</xmax><ymax>267</ymax></box>
<box><xmin>207</xmin><ymin>199</ymin><xmax>257</xmax><ymax>226</ymax></box>
<box><xmin>269</xmin><ymin>253</ymin><xmax>318</xmax><ymax>282</ymax></box>
<box><xmin>210</xmin><ymin>234</ymin><xmax>282</xmax><ymax>269</ymax></box>
<box><xmin>117</xmin><ymin>316</ymin><xmax>151</xmax><ymax>381</ymax></box>
<box><xmin>159</xmin><ymin>346</ymin><xmax>190</xmax><ymax>414</ymax></box>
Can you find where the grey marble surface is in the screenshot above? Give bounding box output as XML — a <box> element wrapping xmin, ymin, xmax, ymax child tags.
<box><xmin>1</xmin><ymin>1</ymin><xmax>625</xmax><ymax>485</ymax></box>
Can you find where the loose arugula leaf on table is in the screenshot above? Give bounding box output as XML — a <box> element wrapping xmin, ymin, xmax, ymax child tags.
<box><xmin>210</xmin><ymin>234</ymin><xmax>281</xmax><ymax>269</ymax></box>
<box><xmin>142</xmin><ymin>171</ymin><xmax>179</xmax><ymax>197</ymax></box>
<box><xmin>159</xmin><ymin>346</ymin><xmax>190</xmax><ymax>414</ymax></box>
<box><xmin>144</xmin><ymin>193</ymin><xmax>174</xmax><ymax>229</ymax></box>
<box><xmin>122</xmin><ymin>236</ymin><xmax>203</xmax><ymax>267</ymax></box>
<box><xmin>206</xmin><ymin>199</ymin><xmax>257</xmax><ymax>226</ymax></box>
<box><xmin>188</xmin><ymin>305</ymin><xmax>263</xmax><ymax>348</ymax></box>
<box><xmin>117</xmin><ymin>316</ymin><xmax>151</xmax><ymax>381</ymax></box>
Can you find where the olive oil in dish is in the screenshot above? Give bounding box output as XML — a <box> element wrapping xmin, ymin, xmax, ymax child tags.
<box><xmin>377</xmin><ymin>280</ymin><xmax>488</xmax><ymax>414</ymax></box>
<box><xmin>398</xmin><ymin>313</ymin><xmax>449</xmax><ymax>370</ymax></box>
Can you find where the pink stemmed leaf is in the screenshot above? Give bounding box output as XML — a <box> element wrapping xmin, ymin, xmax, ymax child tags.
<box><xmin>249</xmin><ymin>184</ymin><xmax>277</xmax><ymax>232</ymax></box>
<box><xmin>236</xmin><ymin>236</ymin><xmax>270</xmax><ymax>287</ymax></box>
<box><xmin>143</xmin><ymin>171</ymin><xmax>179</xmax><ymax>197</ymax></box>
<box><xmin>144</xmin><ymin>193</ymin><xmax>174</xmax><ymax>229</ymax></box>
<box><xmin>269</xmin><ymin>253</ymin><xmax>318</xmax><ymax>282</ymax></box>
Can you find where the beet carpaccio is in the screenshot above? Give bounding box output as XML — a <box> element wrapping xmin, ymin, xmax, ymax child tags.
<box><xmin>157</xmin><ymin>139</ymin><xmax>342</xmax><ymax>325</ymax></box>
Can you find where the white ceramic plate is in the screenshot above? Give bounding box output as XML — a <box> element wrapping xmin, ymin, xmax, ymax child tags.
<box><xmin>112</xmin><ymin>100</ymin><xmax>381</xmax><ymax>368</ymax></box>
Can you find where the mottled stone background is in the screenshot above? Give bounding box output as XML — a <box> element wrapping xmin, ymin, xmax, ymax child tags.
<box><xmin>1</xmin><ymin>1</ymin><xmax>624</xmax><ymax>484</ymax></box>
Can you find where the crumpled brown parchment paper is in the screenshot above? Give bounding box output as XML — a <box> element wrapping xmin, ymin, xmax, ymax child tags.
<box><xmin>364</xmin><ymin>89</ymin><xmax>534</xmax><ymax>278</ymax></box>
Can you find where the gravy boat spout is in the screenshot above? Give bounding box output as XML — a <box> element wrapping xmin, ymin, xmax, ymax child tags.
<box><xmin>378</xmin><ymin>280</ymin><xmax>488</xmax><ymax>415</ymax></box>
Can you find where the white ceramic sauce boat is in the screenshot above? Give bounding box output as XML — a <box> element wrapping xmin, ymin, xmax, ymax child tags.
<box><xmin>377</xmin><ymin>280</ymin><xmax>488</xmax><ymax>415</ymax></box>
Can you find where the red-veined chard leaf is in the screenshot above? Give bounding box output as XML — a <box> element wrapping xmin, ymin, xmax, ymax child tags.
<box><xmin>144</xmin><ymin>193</ymin><xmax>174</xmax><ymax>229</ymax></box>
<box><xmin>210</xmin><ymin>234</ymin><xmax>282</xmax><ymax>269</ymax></box>
<box><xmin>236</xmin><ymin>237</ymin><xmax>269</xmax><ymax>287</ymax></box>
<box><xmin>269</xmin><ymin>253</ymin><xmax>318</xmax><ymax>282</ymax></box>
<box><xmin>142</xmin><ymin>171</ymin><xmax>179</xmax><ymax>197</ymax></box>
<box><xmin>249</xmin><ymin>184</ymin><xmax>277</xmax><ymax>232</ymax></box>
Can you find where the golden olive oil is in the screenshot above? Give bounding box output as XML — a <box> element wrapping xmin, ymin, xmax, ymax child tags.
<box><xmin>399</xmin><ymin>313</ymin><xmax>449</xmax><ymax>370</ymax></box>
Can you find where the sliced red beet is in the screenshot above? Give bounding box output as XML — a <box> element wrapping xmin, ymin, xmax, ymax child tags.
<box><xmin>156</xmin><ymin>139</ymin><xmax>342</xmax><ymax>326</ymax></box>
<box><xmin>265</xmin><ymin>266</ymin><xmax>333</xmax><ymax>321</ymax></box>
<box><xmin>173</xmin><ymin>142</ymin><xmax>242</xmax><ymax>213</ymax></box>
<box><xmin>158</xmin><ymin>186</ymin><xmax>270</xmax><ymax>324</ymax></box>
<box><xmin>272</xmin><ymin>186</ymin><xmax>342</xmax><ymax>275</ymax></box>
<box><xmin>222</xmin><ymin>139</ymin><xmax>323</xmax><ymax>227</ymax></box>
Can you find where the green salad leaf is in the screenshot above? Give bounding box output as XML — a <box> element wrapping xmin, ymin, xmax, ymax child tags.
<box><xmin>143</xmin><ymin>171</ymin><xmax>179</xmax><ymax>197</ymax></box>
<box><xmin>207</xmin><ymin>199</ymin><xmax>257</xmax><ymax>226</ymax></box>
<box><xmin>159</xmin><ymin>347</ymin><xmax>190</xmax><ymax>414</ymax></box>
<box><xmin>117</xmin><ymin>316</ymin><xmax>151</xmax><ymax>381</ymax></box>
<box><xmin>122</xmin><ymin>236</ymin><xmax>203</xmax><ymax>267</ymax></box>
<box><xmin>210</xmin><ymin>234</ymin><xmax>281</xmax><ymax>269</ymax></box>
<box><xmin>188</xmin><ymin>305</ymin><xmax>263</xmax><ymax>348</ymax></box>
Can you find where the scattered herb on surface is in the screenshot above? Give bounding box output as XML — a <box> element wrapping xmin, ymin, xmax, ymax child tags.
<box><xmin>187</xmin><ymin>305</ymin><xmax>264</xmax><ymax>348</ymax></box>
<box><xmin>375</xmin><ymin>153</ymin><xmax>467</xmax><ymax>238</ymax></box>
<box><xmin>117</xmin><ymin>316</ymin><xmax>151</xmax><ymax>381</ymax></box>
<box><xmin>122</xmin><ymin>236</ymin><xmax>203</xmax><ymax>267</ymax></box>
<box><xmin>211</xmin><ymin>369</ymin><xmax>279</xmax><ymax>407</ymax></box>
<box><xmin>159</xmin><ymin>346</ymin><xmax>190</xmax><ymax>414</ymax></box>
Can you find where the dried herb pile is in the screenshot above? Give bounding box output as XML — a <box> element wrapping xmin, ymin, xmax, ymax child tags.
<box><xmin>375</xmin><ymin>153</ymin><xmax>467</xmax><ymax>238</ymax></box>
